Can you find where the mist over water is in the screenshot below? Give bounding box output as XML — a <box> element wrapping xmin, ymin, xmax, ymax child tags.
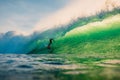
<box><xmin>34</xmin><ymin>0</ymin><xmax>120</xmax><ymax>32</ymax></box>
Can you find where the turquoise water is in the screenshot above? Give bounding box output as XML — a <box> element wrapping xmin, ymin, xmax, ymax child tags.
<box><xmin>0</xmin><ymin>54</ymin><xmax>120</xmax><ymax>80</ymax></box>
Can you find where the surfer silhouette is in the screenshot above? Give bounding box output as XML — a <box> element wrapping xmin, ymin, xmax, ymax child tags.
<box><xmin>47</xmin><ymin>38</ymin><xmax>54</xmax><ymax>52</ymax></box>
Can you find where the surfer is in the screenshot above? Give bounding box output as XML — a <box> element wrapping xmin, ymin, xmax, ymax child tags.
<box><xmin>47</xmin><ymin>38</ymin><xmax>54</xmax><ymax>51</ymax></box>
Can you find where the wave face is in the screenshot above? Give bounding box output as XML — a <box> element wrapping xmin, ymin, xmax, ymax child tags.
<box><xmin>27</xmin><ymin>11</ymin><xmax>120</xmax><ymax>54</ymax></box>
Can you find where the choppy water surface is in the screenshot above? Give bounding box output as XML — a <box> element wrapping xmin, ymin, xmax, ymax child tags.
<box><xmin>0</xmin><ymin>54</ymin><xmax>120</xmax><ymax>80</ymax></box>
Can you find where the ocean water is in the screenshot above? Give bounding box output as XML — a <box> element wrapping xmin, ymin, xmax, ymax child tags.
<box><xmin>0</xmin><ymin>54</ymin><xmax>120</xmax><ymax>80</ymax></box>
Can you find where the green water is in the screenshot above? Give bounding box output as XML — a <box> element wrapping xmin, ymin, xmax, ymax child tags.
<box><xmin>30</xmin><ymin>14</ymin><xmax>120</xmax><ymax>54</ymax></box>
